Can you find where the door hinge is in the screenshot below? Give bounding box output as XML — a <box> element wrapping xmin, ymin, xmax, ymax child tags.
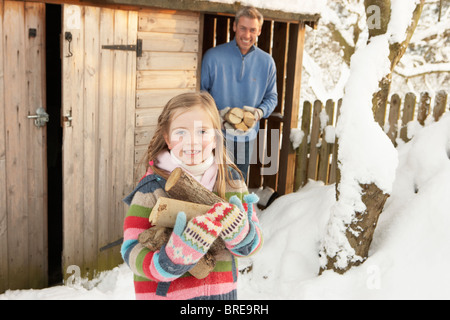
<box><xmin>102</xmin><ymin>39</ymin><xmax>142</xmax><ymax>57</ymax></box>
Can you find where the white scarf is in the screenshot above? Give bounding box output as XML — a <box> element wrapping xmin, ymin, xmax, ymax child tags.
<box><xmin>169</xmin><ymin>150</ymin><xmax>215</xmax><ymax>181</ymax></box>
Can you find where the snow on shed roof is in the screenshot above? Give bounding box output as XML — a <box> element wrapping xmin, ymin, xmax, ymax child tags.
<box><xmin>86</xmin><ymin>0</ymin><xmax>322</xmax><ymax>23</ymax></box>
<box><xmin>206</xmin><ymin>0</ymin><xmax>325</xmax><ymax>15</ymax></box>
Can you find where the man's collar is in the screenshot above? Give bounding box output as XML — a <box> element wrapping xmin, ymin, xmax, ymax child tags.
<box><xmin>232</xmin><ymin>38</ymin><xmax>256</xmax><ymax>56</ymax></box>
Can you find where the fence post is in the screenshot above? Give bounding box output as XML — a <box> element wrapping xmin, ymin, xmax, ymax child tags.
<box><xmin>307</xmin><ymin>100</ymin><xmax>322</xmax><ymax>181</ymax></box>
<box><xmin>433</xmin><ymin>90</ymin><xmax>448</xmax><ymax>121</ymax></box>
<box><xmin>328</xmin><ymin>99</ymin><xmax>342</xmax><ymax>185</ymax></box>
<box><xmin>294</xmin><ymin>91</ymin><xmax>447</xmax><ymax>191</ymax></box>
<box><xmin>387</xmin><ymin>93</ymin><xmax>401</xmax><ymax>146</ymax></box>
<box><xmin>317</xmin><ymin>99</ymin><xmax>335</xmax><ymax>183</ymax></box>
<box><xmin>418</xmin><ymin>92</ymin><xmax>431</xmax><ymax>125</ymax></box>
<box><xmin>400</xmin><ymin>92</ymin><xmax>416</xmax><ymax>142</ymax></box>
<box><xmin>294</xmin><ymin>101</ymin><xmax>312</xmax><ymax>190</ymax></box>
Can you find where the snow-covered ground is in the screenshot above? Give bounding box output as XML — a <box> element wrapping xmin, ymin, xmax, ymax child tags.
<box><xmin>2</xmin><ymin>113</ymin><xmax>449</xmax><ymax>300</ymax></box>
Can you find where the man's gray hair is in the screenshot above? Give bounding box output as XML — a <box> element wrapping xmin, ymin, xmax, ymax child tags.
<box><xmin>235</xmin><ymin>6</ymin><xmax>264</xmax><ymax>28</ymax></box>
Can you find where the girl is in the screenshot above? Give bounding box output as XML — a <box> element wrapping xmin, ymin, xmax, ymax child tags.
<box><xmin>121</xmin><ymin>91</ymin><xmax>262</xmax><ymax>300</ymax></box>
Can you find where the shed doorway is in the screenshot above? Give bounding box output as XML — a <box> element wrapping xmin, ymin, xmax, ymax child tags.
<box><xmin>46</xmin><ymin>3</ymin><xmax>63</xmax><ymax>286</ymax></box>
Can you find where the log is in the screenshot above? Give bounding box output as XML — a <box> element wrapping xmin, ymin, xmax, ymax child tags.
<box><xmin>233</xmin><ymin>121</ymin><xmax>249</xmax><ymax>131</ymax></box>
<box><xmin>138</xmin><ymin>226</ymin><xmax>171</xmax><ymax>251</ymax></box>
<box><xmin>138</xmin><ymin>226</ymin><xmax>218</xmax><ymax>279</ymax></box>
<box><xmin>243</xmin><ymin>111</ymin><xmax>256</xmax><ymax>128</ymax></box>
<box><xmin>149</xmin><ymin>197</ymin><xmax>212</xmax><ymax>228</ymax></box>
<box><xmin>165</xmin><ymin>167</ymin><xmax>224</xmax><ymax>205</ymax></box>
<box><xmin>223</xmin><ymin>107</ymin><xmax>256</xmax><ymax>132</ymax></box>
<box><xmin>224</xmin><ymin>107</ymin><xmax>244</xmax><ymax>124</ymax></box>
<box><xmin>188</xmin><ymin>252</ymin><xmax>216</xmax><ymax>279</ymax></box>
<box><xmin>142</xmin><ymin>168</ymin><xmax>231</xmax><ymax>279</ymax></box>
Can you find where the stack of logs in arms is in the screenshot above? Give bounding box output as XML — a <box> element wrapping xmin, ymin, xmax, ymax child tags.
<box><xmin>138</xmin><ymin>167</ymin><xmax>227</xmax><ymax>279</ymax></box>
<box><xmin>224</xmin><ymin>107</ymin><xmax>256</xmax><ymax>132</ymax></box>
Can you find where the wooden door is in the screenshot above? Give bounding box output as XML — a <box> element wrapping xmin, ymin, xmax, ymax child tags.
<box><xmin>0</xmin><ymin>1</ymin><xmax>47</xmax><ymax>292</ymax></box>
<box><xmin>61</xmin><ymin>5</ymin><xmax>137</xmax><ymax>280</ymax></box>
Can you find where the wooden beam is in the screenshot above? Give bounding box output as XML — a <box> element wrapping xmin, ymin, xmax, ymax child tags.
<box><xmin>277</xmin><ymin>22</ymin><xmax>305</xmax><ymax>195</ymax></box>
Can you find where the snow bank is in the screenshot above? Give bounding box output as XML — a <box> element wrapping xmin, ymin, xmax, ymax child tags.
<box><xmin>239</xmin><ymin>114</ymin><xmax>450</xmax><ymax>300</ymax></box>
<box><xmin>0</xmin><ymin>264</ymin><xmax>135</xmax><ymax>300</ymax></box>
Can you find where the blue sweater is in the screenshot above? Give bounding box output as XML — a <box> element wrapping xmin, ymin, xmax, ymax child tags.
<box><xmin>201</xmin><ymin>39</ymin><xmax>278</xmax><ymax>137</ymax></box>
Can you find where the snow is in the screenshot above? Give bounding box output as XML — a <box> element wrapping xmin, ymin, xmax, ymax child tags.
<box><xmin>388</xmin><ymin>0</ymin><xmax>422</xmax><ymax>43</ymax></box>
<box><xmin>290</xmin><ymin>128</ymin><xmax>304</xmax><ymax>150</ymax></box>
<box><xmin>301</xmin><ymin>0</ymin><xmax>450</xmax><ymax>103</ymax></box>
<box><xmin>204</xmin><ymin>0</ymin><xmax>325</xmax><ymax>15</ymax></box>
<box><xmin>2</xmin><ymin>114</ymin><xmax>449</xmax><ymax>300</ymax></box>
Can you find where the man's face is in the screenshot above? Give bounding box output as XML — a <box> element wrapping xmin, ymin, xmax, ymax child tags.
<box><xmin>233</xmin><ymin>16</ymin><xmax>261</xmax><ymax>55</ymax></box>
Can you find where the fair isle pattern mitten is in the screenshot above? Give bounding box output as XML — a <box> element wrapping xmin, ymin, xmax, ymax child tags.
<box><xmin>165</xmin><ymin>211</ymin><xmax>222</xmax><ymax>266</ymax></box>
<box><xmin>208</xmin><ymin>198</ymin><xmax>249</xmax><ymax>248</ymax></box>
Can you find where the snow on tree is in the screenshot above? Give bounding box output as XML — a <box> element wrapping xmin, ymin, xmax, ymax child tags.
<box><xmin>319</xmin><ymin>0</ymin><xmax>425</xmax><ymax>274</ymax></box>
<box><xmin>301</xmin><ymin>0</ymin><xmax>449</xmax><ymax>103</ymax></box>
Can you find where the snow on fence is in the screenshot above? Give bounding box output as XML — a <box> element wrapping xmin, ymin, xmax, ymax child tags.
<box><xmin>294</xmin><ymin>90</ymin><xmax>449</xmax><ymax>190</ymax></box>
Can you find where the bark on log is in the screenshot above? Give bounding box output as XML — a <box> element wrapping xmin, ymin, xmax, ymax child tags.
<box><xmin>165</xmin><ymin>167</ymin><xmax>224</xmax><ymax>205</ymax></box>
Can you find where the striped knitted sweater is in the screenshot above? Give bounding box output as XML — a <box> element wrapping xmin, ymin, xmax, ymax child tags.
<box><xmin>121</xmin><ymin>168</ymin><xmax>262</xmax><ymax>300</ymax></box>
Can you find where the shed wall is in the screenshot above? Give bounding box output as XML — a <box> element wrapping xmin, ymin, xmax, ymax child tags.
<box><xmin>134</xmin><ymin>10</ymin><xmax>201</xmax><ymax>179</ymax></box>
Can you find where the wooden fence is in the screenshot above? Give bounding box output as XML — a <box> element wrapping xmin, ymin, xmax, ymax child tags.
<box><xmin>294</xmin><ymin>90</ymin><xmax>449</xmax><ymax>190</ymax></box>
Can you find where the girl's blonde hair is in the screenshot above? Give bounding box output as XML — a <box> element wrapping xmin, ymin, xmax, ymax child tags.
<box><xmin>143</xmin><ymin>91</ymin><xmax>243</xmax><ymax>199</ymax></box>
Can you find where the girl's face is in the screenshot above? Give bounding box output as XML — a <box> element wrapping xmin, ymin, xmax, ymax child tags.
<box><xmin>165</xmin><ymin>106</ymin><xmax>217</xmax><ymax>166</ymax></box>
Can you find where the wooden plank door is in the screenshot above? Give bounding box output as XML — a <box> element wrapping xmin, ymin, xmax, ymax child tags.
<box><xmin>0</xmin><ymin>1</ymin><xmax>47</xmax><ymax>292</ymax></box>
<box><xmin>61</xmin><ymin>5</ymin><xmax>137</xmax><ymax>280</ymax></box>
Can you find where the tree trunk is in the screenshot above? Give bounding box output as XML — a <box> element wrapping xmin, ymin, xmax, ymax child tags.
<box><xmin>320</xmin><ymin>184</ymin><xmax>390</xmax><ymax>274</ymax></box>
<box><xmin>370</xmin><ymin>0</ymin><xmax>425</xmax><ymax>122</ymax></box>
<box><xmin>320</xmin><ymin>0</ymin><xmax>425</xmax><ymax>275</ymax></box>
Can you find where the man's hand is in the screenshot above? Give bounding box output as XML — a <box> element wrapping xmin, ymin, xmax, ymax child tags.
<box><xmin>243</xmin><ymin>106</ymin><xmax>264</xmax><ymax>122</ymax></box>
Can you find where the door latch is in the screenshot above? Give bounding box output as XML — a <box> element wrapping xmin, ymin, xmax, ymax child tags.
<box><xmin>63</xmin><ymin>110</ymin><xmax>73</xmax><ymax>127</ymax></box>
<box><xmin>27</xmin><ymin>107</ymin><xmax>49</xmax><ymax>128</ymax></box>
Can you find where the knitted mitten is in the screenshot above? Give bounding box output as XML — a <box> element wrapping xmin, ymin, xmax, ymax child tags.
<box><xmin>207</xmin><ymin>193</ymin><xmax>259</xmax><ymax>248</ymax></box>
<box><xmin>165</xmin><ymin>211</ymin><xmax>223</xmax><ymax>266</ymax></box>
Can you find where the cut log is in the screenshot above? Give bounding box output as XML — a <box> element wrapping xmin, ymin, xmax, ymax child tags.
<box><xmin>143</xmin><ymin>168</ymin><xmax>231</xmax><ymax>279</ymax></box>
<box><xmin>138</xmin><ymin>226</ymin><xmax>171</xmax><ymax>251</ymax></box>
<box><xmin>243</xmin><ymin>111</ymin><xmax>256</xmax><ymax>128</ymax></box>
<box><xmin>149</xmin><ymin>197</ymin><xmax>212</xmax><ymax>228</ymax></box>
<box><xmin>165</xmin><ymin>167</ymin><xmax>224</xmax><ymax>205</ymax></box>
<box><xmin>189</xmin><ymin>252</ymin><xmax>216</xmax><ymax>279</ymax></box>
<box><xmin>224</xmin><ymin>107</ymin><xmax>244</xmax><ymax>124</ymax></box>
<box><xmin>233</xmin><ymin>121</ymin><xmax>249</xmax><ymax>131</ymax></box>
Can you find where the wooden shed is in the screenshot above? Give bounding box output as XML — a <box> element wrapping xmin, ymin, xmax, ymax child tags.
<box><xmin>0</xmin><ymin>0</ymin><xmax>320</xmax><ymax>292</ymax></box>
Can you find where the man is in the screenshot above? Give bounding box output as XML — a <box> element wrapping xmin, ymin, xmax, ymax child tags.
<box><xmin>201</xmin><ymin>6</ymin><xmax>278</xmax><ymax>182</ymax></box>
